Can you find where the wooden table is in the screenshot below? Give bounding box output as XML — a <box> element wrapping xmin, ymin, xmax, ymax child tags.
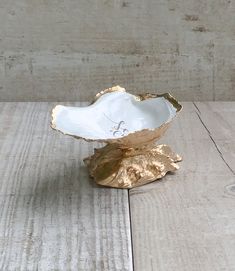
<box><xmin>0</xmin><ymin>102</ymin><xmax>234</xmax><ymax>271</ymax></box>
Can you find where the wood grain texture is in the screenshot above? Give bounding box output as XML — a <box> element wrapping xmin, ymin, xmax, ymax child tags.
<box><xmin>194</xmin><ymin>102</ymin><xmax>235</xmax><ymax>174</ymax></box>
<box><xmin>0</xmin><ymin>102</ymin><xmax>133</xmax><ymax>271</ymax></box>
<box><xmin>194</xmin><ymin>102</ymin><xmax>235</xmax><ymax>197</ymax></box>
<box><xmin>1</xmin><ymin>0</ymin><xmax>235</xmax><ymax>101</ymax></box>
<box><xmin>0</xmin><ymin>52</ymin><xmax>214</xmax><ymax>102</ymax></box>
<box><xmin>130</xmin><ymin>102</ymin><xmax>235</xmax><ymax>271</ymax></box>
<box><xmin>1</xmin><ymin>102</ymin><xmax>235</xmax><ymax>270</ymax></box>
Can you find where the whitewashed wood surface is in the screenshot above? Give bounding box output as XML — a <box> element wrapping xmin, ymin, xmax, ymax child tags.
<box><xmin>0</xmin><ymin>102</ymin><xmax>133</xmax><ymax>271</ymax></box>
<box><xmin>1</xmin><ymin>0</ymin><xmax>235</xmax><ymax>101</ymax></box>
<box><xmin>130</xmin><ymin>102</ymin><xmax>235</xmax><ymax>271</ymax></box>
<box><xmin>0</xmin><ymin>102</ymin><xmax>234</xmax><ymax>270</ymax></box>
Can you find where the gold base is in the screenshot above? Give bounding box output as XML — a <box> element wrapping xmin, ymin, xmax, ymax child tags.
<box><xmin>84</xmin><ymin>144</ymin><xmax>182</xmax><ymax>188</ymax></box>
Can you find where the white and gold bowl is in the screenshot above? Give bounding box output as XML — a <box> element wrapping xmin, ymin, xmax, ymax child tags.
<box><xmin>51</xmin><ymin>86</ymin><xmax>182</xmax><ymax>188</ymax></box>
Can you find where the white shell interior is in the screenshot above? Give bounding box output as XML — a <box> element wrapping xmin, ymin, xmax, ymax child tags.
<box><xmin>53</xmin><ymin>91</ymin><xmax>177</xmax><ymax>140</ymax></box>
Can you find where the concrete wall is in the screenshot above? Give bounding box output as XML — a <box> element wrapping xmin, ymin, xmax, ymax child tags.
<box><xmin>1</xmin><ymin>0</ymin><xmax>235</xmax><ymax>101</ymax></box>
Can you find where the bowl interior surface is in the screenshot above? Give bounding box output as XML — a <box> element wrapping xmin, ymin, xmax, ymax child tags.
<box><xmin>53</xmin><ymin>91</ymin><xmax>177</xmax><ymax>140</ymax></box>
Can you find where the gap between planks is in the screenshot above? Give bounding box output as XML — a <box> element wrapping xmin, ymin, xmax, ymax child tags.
<box><xmin>129</xmin><ymin>102</ymin><xmax>235</xmax><ymax>271</ymax></box>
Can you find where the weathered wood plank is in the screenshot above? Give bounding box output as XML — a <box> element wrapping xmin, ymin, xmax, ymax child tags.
<box><xmin>0</xmin><ymin>102</ymin><xmax>133</xmax><ymax>271</ymax></box>
<box><xmin>0</xmin><ymin>52</ymin><xmax>214</xmax><ymax>102</ymax></box>
<box><xmin>194</xmin><ymin>101</ymin><xmax>235</xmax><ymax>194</ymax></box>
<box><xmin>194</xmin><ymin>102</ymin><xmax>235</xmax><ymax>142</ymax></box>
<box><xmin>130</xmin><ymin>102</ymin><xmax>235</xmax><ymax>271</ymax></box>
<box><xmin>1</xmin><ymin>0</ymin><xmax>235</xmax><ymax>101</ymax></box>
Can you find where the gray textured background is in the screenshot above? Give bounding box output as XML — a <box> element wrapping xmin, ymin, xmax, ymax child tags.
<box><xmin>1</xmin><ymin>0</ymin><xmax>235</xmax><ymax>101</ymax></box>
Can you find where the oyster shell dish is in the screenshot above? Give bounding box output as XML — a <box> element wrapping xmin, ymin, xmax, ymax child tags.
<box><xmin>51</xmin><ymin>86</ymin><xmax>182</xmax><ymax>188</ymax></box>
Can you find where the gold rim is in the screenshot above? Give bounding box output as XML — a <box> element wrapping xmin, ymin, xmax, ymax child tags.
<box><xmin>51</xmin><ymin>86</ymin><xmax>182</xmax><ymax>146</ymax></box>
